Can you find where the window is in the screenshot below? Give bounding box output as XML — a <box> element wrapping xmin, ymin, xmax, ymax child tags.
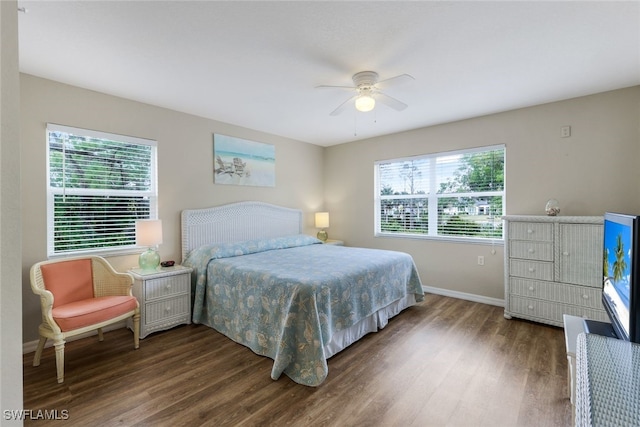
<box><xmin>374</xmin><ymin>145</ymin><xmax>504</xmax><ymax>242</ymax></box>
<box><xmin>47</xmin><ymin>124</ymin><xmax>157</xmax><ymax>256</ymax></box>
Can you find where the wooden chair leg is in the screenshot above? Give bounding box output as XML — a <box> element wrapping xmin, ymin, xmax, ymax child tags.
<box><xmin>53</xmin><ymin>339</ymin><xmax>66</xmax><ymax>384</ymax></box>
<box><xmin>133</xmin><ymin>311</ymin><xmax>140</xmax><ymax>349</ymax></box>
<box><xmin>33</xmin><ymin>336</ymin><xmax>47</xmax><ymax>367</ymax></box>
<box><xmin>98</xmin><ymin>328</ymin><xmax>104</xmax><ymax>342</ymax></box>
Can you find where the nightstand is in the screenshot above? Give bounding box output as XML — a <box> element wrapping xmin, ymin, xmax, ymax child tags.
<box><xmin>323</xmin><ymin>239</ymin><xmax>344</xmax><ymax>246</ymax></box>
<box><xmin>128</xmin><ymin>265</ymin><xmax>192</xmax><ymax>338</ymax></box>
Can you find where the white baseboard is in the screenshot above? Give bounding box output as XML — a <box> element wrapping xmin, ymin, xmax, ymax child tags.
<box><xmin>422</xmin><ymin>285</ymin><xmax>505</xmax><ymax>307</ymax></box>
<box><xmin>22</xmin><ymin>321</ymin><xmax>127</xmax><ymax>355</ymax></box>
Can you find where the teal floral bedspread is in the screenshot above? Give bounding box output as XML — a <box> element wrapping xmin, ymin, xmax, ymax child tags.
<box><xmin>183</xmin><ymin>234</ymin><xmax>424</xmax><ymax>386</ymax></box>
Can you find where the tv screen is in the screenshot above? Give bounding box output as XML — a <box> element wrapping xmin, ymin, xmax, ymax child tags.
<box><xmin>602</xmin><ymin>212</ymin><xmax>640</xmax><ymax>342</ymax></box>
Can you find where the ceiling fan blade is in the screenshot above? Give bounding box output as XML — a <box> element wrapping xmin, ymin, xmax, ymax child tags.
<box><xmin>376</xmin><ymin>74</ymin><xmax>415</xmax><ymax>89</ymax></box>
<box><xmin>376</xmin><ymin>91</ymin><xmax>408</xmax><ymax>111</ymax></box>
<box><xmin>315</xmin><ymin>84</ymin><xmax>355</xmax><ymax>90</ymax></box>
<box><xmin>329</xmin><ymin>95</ymin><xmax>358</xmax><ymax>116</ymax></box>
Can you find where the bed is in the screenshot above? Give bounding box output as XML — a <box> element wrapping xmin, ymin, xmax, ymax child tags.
<box><xmin>181</xmin><ymin>201</ymin><xmax>424</xmax><ymax>386</ymax></box>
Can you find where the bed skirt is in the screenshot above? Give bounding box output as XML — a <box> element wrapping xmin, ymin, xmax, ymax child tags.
<box><xmin>323</xmin><ymin>293</ymin><xmax>417</xmax><ymax>358</ymax></box>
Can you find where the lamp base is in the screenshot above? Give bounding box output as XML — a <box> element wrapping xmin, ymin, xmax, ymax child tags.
<box><xmin>317</xmin><ymin>230</ymin><xmax>328</xmax><ymax>242</ymax></box>
<box><xmin>139</xmin><ymin>248</ymin><xmax>160</xmax><ymax>271</ymax></box>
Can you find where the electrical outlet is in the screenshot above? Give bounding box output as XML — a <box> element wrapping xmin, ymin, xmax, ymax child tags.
<box><xmin>477</xmin><ymin>256</ymin><xmax>485</xmax><ymax>266</ymax></box>
<box><xmin>561</xmin><ymin>125</ymin><xmax>571</xmax><ymax>138</ymax></box>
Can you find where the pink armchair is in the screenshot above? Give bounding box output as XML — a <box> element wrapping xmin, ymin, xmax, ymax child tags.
<box><xmin>30</xmin><ymin>256</ymin><xmax>140</xmax><ymax>383</ymax></box>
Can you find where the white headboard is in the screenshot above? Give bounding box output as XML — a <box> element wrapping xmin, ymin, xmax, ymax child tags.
<box><xmin>181</xmin><ymin>201</ymin><xmax>303</xmax><ymax>261</ymax></box>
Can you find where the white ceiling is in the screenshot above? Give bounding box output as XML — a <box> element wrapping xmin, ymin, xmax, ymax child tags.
<box><xmin>17</xmin><ymin>1</ymin><xmax>640</xmax><ymax>147</ymax></box>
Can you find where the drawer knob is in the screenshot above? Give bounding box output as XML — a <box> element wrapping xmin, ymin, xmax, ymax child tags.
<box><xmin>528</xmin><ymin>305</ymin><xmax>534</xmax><ymax>310</ymax></box>
<box><xmin>528</xmin><ymin>248</ymin><xmax>535</xmax><ymax>253</ymax></box>
<box><xmin>583</xmin><ymin>294</ymin><xmax>589</xmax><ymax>299</ymax></box>
<box><xmin>528</xmin><ymin>286</ymin><xmax>535</xmax><ymax>292</ymax></box>
<box><xmin>528</xmin><ymin>267</ymin><xmax>535</xmax><ymax>272</ymax></box>
<box><xmin>527</xmin><ymin>229</ymin><xmax>533</xmax><ymax>234</ymax></box>
<box><xmin>563</xmin><ymin>251</ymin><xmax>569</xmax><ymax>256</ymax></box>
<box><xmin>166</xmin><ymin>284</ymin><xmax>172</xmax><ymax>290</ymax></box>
<box><xmin>165</xmin><ymin>306</ymin><xmax>172</xmax><ymax>312</ymax></box>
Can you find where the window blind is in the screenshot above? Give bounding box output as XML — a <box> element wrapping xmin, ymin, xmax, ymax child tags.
<box><xmin>47</xmin><ymin>124</ymin><xmax>157</xmax><ymax>256</ymax></box>
<box><xmin>375</xmin><ymin>145</ymin><xmax>505</xmax><ymax>241</ymax></box>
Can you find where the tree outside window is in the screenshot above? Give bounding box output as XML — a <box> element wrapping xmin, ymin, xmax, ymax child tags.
<box><xmin>47</xmin><ymin>124</ymin><xmax>157</xmax><ymax>255</ymax></box>
<box><xmin>375</xmin><ymin>145</ymin><xmax>504</xmax><ymax>240</ymax></box>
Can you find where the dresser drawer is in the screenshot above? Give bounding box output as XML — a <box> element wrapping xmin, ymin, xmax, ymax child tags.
<box><xmin>145</xmin><ymin>294</ymin><xmax>190</xmax><ymax>324</ymax></box>
<box><xmin>509</xmin><ymin>278</ymin><xmax>604</xmax><ymax>310</ymax></box>
<box><xmin>509</xmin><ymin>241</ymin><xmax>554</xmax><ymax>261</ymax></box>
<box><xmin>508</xmin><ymin>222</ymin><xmax>554</xmax><ymax>241</ymax></box>
<box><xmin>509</xmin><ymin>259</ymin><xmax>554</xmax><ymax>281</ymax></box>
<box><xmin>509</xmin><ymin>295</ymin><xmax>608</xmax><ymax>325</ymax></box>
<box><xmin>144</xmin><ymin>275</ymin><xmax>190</xmax><ymax>301</ymax></box>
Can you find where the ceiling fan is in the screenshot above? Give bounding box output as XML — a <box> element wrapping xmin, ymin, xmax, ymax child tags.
<box><xmin>316</xmin><ymin>71</ymin><xmax>414</xmax><ymax>116</ymax></box>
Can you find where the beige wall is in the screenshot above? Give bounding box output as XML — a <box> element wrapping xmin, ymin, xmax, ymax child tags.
<box><xmin>20</xmin><ymin>74</ymin><xmax>324</xmax><ymax>343</ymax></box>
<box><xmin>1</xmin><ymin>0</ymin><xmax>24</xmax><ymax>416</ymax></box>
<box><xmin>324</xmin><ymin>86</ymin><xmax>640</xmax><ymax>301</ymax></box>
<box><xmin>19</xmin><ymin>74</ymin><xmax>640</xmax><ymax>344</ymax></box>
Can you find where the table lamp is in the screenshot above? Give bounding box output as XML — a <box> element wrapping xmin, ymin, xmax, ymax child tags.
<box><xmin>315</xmin><ymin>212</ymin><xmax>329</xmax><ymax>242</ymax></box>
<box><xmin>136</xmin><ymin>219</ymin><xmax>163</xmax><ymax>271</ymax></box>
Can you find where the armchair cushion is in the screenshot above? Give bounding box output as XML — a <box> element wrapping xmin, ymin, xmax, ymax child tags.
<box><xmin>40</xmin><ymin>259</ymin><xmax>94</xmax><ymax>307</ymax></box>
<box><xmin>52</xmin><ymin>295</ymin><xmax>138</xmax><ymax>332</ymax></box>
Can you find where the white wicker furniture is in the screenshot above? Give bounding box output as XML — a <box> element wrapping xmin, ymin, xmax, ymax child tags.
<box><xmin>30</xmin><ymin>256</ymin><xmax>140</xmax><ymax>383</ymax></box>
<box><xmin>128</xmin><ymin>265</ymin><xmax>192</xmax><ymax>338</ymax></box>
<box><xmin>563</xmin><ymin>314</ymin><xmax>588</xmax><ymax>405</ymax></box>
<box><xmin>503</xmin><ymin>215</ymin><xmax>607</xmax><ymax>327</ymax></box>
<box><xmin>575</xmin><ymin>333</ymin><xmax>640</xmax><ymax>426</ymax></box>
<box><xmin>181</xmin><ymin>201</ymin><xmax>302</xmax><ymax>261</ymax></box>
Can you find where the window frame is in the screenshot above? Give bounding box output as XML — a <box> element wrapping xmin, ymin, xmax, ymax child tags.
<box><xmin>46</xmin><ymin>123</ymin><xmax>158</xmax><ymax>257</ymax></box>
<box><xmin>374</xmin><ymin>144</ymin><xmax>505</xmax><ymax>244</ymax></box>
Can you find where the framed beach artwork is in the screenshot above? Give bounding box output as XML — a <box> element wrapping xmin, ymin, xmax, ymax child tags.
<box><xmin>213</xmin><ymin>134</ymin><xmax>275</xmax><ymax>187</ymax></box>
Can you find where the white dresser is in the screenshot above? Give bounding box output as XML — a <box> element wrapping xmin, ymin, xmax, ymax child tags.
<box><xmin>503</xmin><ymin>215</ymin><xmax>608</xmax><ymax>327</ymax></box>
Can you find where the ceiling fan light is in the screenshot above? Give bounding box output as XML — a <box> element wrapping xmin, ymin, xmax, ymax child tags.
<box><xmin>355</xmin><ymin>95</ymin><xmax>375</xmax><ymax>112</ymax></box>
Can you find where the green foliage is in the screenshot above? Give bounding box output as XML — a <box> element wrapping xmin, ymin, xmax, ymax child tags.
<box><xmin>49</xmin><ymin>131</ymin><xmax>154</xmax><ymax>254</ymax></box>
<box><xmin>380</xmin><ymin>198</ymin><xmax>428</xmax><ymax>234</ymax></box>
<box><xmin>49</xmin><ymin>133</ymin><xmax>152</xmax><ymax>190</ymax></box>
<box><xmin>53</xmin><ymin>195</ymin><xmax>150</xmax><ymax>253</ymax></box>
<box><xmin>378</xmin><ymin>147</ymin><xmax>504</xmax><ymax>239</ymax></box>
<box><xmin>438</xmin><ymin>215</ymin><xmax>502</xmax><ymax>238</ymax></box>
<box><xmin>613</xmin><ymin>234</ymin><xmax>628</xmax><ymax>282</ymax></box>
<box><xmin>439</xmin><ymin>149</ymin><xmax>504</xmax><ymax>194</ymax></box>
<box><xmin>381</xmin><ymin>184</ymin><xmax>395</xmax><ymax>195</ymax></box>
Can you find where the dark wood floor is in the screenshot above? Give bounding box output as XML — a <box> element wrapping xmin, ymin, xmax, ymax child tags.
<box><xmin>23</xmin><ymin>294</ymin><xmax>572</xmax><ymax>426</ymax></box>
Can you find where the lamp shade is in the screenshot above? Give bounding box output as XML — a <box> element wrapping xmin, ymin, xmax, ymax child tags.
<box><xmin>355</xmin><ymin>94</ymin><xmax>375</xmax><ymax>112</ymax></box>
<box><xmin>315</xmin><ymin>212</ymin><xmax>330</xmax><ymax>229</ymax></box>
<box><xmin>135</xmin><ymin>219</ymin><xmax>163</xmax><ymax>247</ymax></box>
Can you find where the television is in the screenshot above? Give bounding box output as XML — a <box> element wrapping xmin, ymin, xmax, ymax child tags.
<box><xmin>599</xmin><ymin>212</ymin><xmax>640</xmax><ymax>343</ymax></box>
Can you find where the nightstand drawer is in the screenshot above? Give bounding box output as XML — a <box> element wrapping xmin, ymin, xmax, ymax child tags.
<box><xmin>145</xmin><ymin>295</ymin><xmax>190</xmax><ymax>324</ymax></box>
<box><xmin>145</xmin><ymin>275</ymin><xmax>190</xmax><ymax>301</ymax></box>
